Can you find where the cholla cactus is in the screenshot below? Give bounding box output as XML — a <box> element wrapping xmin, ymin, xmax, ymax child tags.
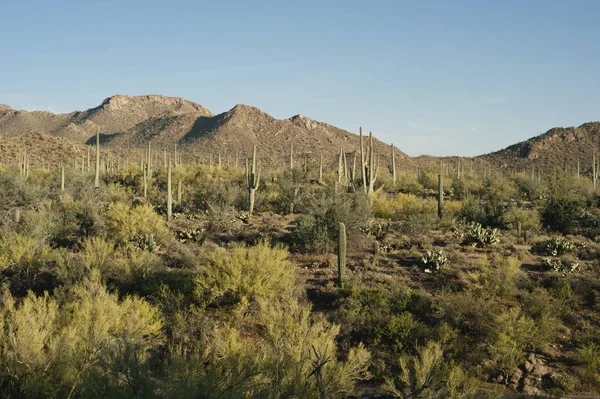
<box><xmin>421</xmin><ymin>250</ymin><xmax>448</xmax><ymax>273</ymax></box>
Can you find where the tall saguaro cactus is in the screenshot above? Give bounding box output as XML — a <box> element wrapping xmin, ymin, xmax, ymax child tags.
<box><xmin>438</xmin><ymin>174</ymin><xmax>444</xmax><ymax>219</ymax></box>
<box><xmin>167</xmin><ymin>156</ymin><xmax>173</xmax><ymax>222</ymax></box>
<box><xmin>94</xmin><ymin>129</ymin><xmax>100</xmax><ymax>188</ymax></box>
<box><xmin>60</xmin><ymin>165</ymin><xmax>65</xmax><ymax>192</ymax></box>
<box><xmin>366</xmin><ymin>131</ymin><xmax>378</xmax><ymax>202</ymax></box>
<box><xmin>389</xmin><ymin>144</ymin><xmax>396</xmax><ymax>186</ymax></box>
<box><xmin>246</xmin><ymin>145</ymin><xmax>261</xmax><ymax>216</ymax></box>
<box><xmin>360</xmin><ymin>127</ymin><xmax>367</xmax><ymax>192</ymax></box>
<box><xmin>338</xmin><ymin>222</ymin><xmax>346</xmax><ymax>288</ymax></box>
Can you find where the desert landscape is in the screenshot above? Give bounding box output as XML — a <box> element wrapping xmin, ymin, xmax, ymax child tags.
<box><xmin>0</xmin><ymin>94</ymin><xmax>599</xmax><ymax>397</ymax></box>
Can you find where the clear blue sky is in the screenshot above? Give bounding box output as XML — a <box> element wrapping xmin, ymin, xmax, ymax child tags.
<box><xmin>1</xmin><ymin>0</ymin><xmax>599</xmax><ymax>156</ymax></box>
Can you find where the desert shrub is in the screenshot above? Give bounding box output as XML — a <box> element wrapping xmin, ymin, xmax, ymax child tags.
<box><xmin>520</xmin><ymin>288</ymin><xmax>562</xmax><ymax>348</ymax></box>
<box><xmin>541</xmin><ymin>196</ymin><xmax>584</xmax><ymax>233</ymax></box>
<box><xmin>540</xmin><ymin>169</ymin><xmax>586</xmax><ymax>233</ymax></box>
<box><xmin>421</xmin><ymin>250</ymin><xmax>448</xmax><ymax>274</ymax></box>
<box><xmin>290</xmin><ymin>191</ymin><xmax>371</xmax><ymax>253</ymax></box>
<box><xmin>165</xmin><ymin>300</ymin><xmax>371</xmax><ymax>398</ymax></box>
<box><xmin>372</xmin><ymin>192</ymin><xmax>437</xmax><ymax>235</ymax></box>
<box><xmin>383</xmin><ymin>341</ymin><xmax>485</xmax><ymax>399</ymax></box>
<box><xmin>0</xmin><ymin>232</ymin><xmax>48</xmax><ymax>273</ymax></box>
<box><xmin>511</xmin><ymin>174</ymin><xmax>543</xmax><ymax>201</ymax></box>
<box><xmin>504</xmin><ymin>206</ymin><xmax>541</xmax><ymax>233</ymax></box>
<box><xmin>169</xmin><ymin>241</ymin><xmax>371</xmax><ymax>398</ymax></box>
<box><xmin>195</xmin><ymin>240</ymin><xmax>299</xmax><ymax>307</ymax></box>
<box><xmin>0</xmin><ymin>274</ymin><xmax>163</xmax><ymax>397</ymax></box>
<box><xmin>104</xmin><ymin>202</ymin><xmax>170</xmax><ymax>246</ymax></box>
<box><xmin>373</xmin><ymin>192</ymin><xmax>436</xmax><ymax>220</ymax></box>
<box><xmin>395</xmin><ymin>172</ymin><xmax>423</xmax><ymax>194</ymax></box>
<box><xmin>487</xmin><ymin>307</ymin><xmax>536</xmax><ymax>376</ymax></box>
<box><xmin>0</xmin><ymin>172</ymin><xmax>49</xmax><ymax>217</ymax></box>
<box><xmin>577</xmin><ymin>342</ymin><xmax>600</xmax><ymax>385</ymax></box>
<box><xmin>335</xmin><ymin>286</ymin><xmax>430</xmax><ymax>354</ymax></box>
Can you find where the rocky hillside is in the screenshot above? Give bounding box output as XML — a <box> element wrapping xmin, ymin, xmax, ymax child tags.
<box><xmin>0</xmin><ymin>95</ymin><xmax>409</xmax><ymax>169</ymax></box>
<box><xmin>0</xmin><ymin>95</ymin><xmax>213</xmax><ymax>143</ymax></box>
<box><xmin>2</xmin><ymin>94</ymin><xmax>599</xmax><ymax>172</ymax></box>
<box><xmin>480</xmin><ymin>122</ymin><xmax>600</xmax><ymax>173</ymax></box>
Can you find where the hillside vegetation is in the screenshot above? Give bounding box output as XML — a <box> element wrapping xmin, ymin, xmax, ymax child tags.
<box><xmin>0</xmin><ymin>134</ymin><xmax>599</xmax><ymax>398</ymax></box>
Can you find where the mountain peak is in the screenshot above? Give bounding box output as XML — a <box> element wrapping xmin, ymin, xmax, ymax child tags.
<box><xmin>98</xmin><ymin>94</ymin><xmax>213</xmax><ymax>115</ymax></box>
<box><xmin>288</xmin><ymin>114</ymin><xmax>321</xmax><ymax>130</ymax></box>
<box><xmin>0</xmin><ymin>104</ymin><xmax>13</xmax><ymax>112</ymax></box>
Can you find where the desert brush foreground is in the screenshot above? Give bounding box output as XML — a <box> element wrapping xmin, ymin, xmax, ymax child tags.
<box><xmin>1</xmin><ymin>122</ymin><xmax>600</xmax><ymax>398</ymax></box>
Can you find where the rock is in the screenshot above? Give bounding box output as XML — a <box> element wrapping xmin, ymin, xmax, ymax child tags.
<box><xmin>509</xmin><ymin>368</ymin><xmax>523</xmax><ymax>385</ymax></box>
<box><xmin>521</xmin><ymin>385</ymin><xmax>542</xmax><ymax>396</ymax></box>
<box><xmin>530</xmin><ymin>364</ymin><xmax>549</xmax><ymax>377</ymax></box>
<box><xmin>523</xmin><ymin>360</ymin><xmax>535</xmax><ymax>373</ymax></box>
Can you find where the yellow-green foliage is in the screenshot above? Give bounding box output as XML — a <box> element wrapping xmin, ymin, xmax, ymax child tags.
<box><xmin>578</xmin><ymin>343</ymin><xmax>600</xmax><ymax>385</ymax></box>
<box><xmin>0</xmin><ymin>232</ymin><xmax>50</xmax><ymax>272</ymax></box>
<box><xmin>105</xmin><ymin>202</ymin><xmax>170</xmax><ymax>245</ymax></box>
<box><xmin>487</xmin><ymin>307</ymin><xmax>536</xmax><ymax>375</ymax></box>
<box><xmin>167</xmin><ymin>300</ymin><xmax>370</xmax><ymax>398</ymax></box>
<box><xmin>0</xmin><ymin>274</ymin><xmax>163</xmax><ymax>396</ymax></box>
<box><xmin>505</xmin><ymin>206</ymin><xmax>541</xmax><ymax>232</ymax></box>
<box><xmin>170</xmin><ymin>241</ymin><xmax>371</xmax><ymax>398</ymax></box>
<box><xmin>373</xmin><ymin>192</ymin><xmax>436</xmax><ymax>220</ymax></box>
<box><xmin>77</xmin><ymin>236</ymin><xmax>165</xmax><ymax>283</ymax></box>
<box><xmin>195</xmin><ymin>240</ymin><xmax>299</xmax><ymax>306</ymax></box>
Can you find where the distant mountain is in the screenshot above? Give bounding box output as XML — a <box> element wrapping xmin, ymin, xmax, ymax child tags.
<box><xmin>480</xmin><ymin>122</ymin><xmax>600</xmax><ymax>173</ymax></box>
<box><xmin>0</xmin><ymin>95</ymin><xmax>408</xmax><ymax>168</ymax></box>
<box><xmin>1</xmin><ymin>94</ymin><xmax>598</xmax><ymax>173</ymax></box>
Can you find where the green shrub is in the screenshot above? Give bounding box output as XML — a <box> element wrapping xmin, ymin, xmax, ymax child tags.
<box><xmin>290</xmin><ymin>191</ymin><xmax>371</xmax><ymax>253</ymax></box>
<box><xmin>195</xmin><ymin>240</ymin><xmax>299</xmax><ymax>307</ymax></box>
<box><xmin>105</xmin><ymin>202</ymin><xmax>170</xmax><ymax>246</ymax></box>
<box><xmin>578</xmin><ymin>342</ymin><xmax>600</xmax><ymax>385</ymax></box>
<box><xmin>0</xmin><ymin>274</ymin><xmax>163</xmax><ymax>397</ymax></box>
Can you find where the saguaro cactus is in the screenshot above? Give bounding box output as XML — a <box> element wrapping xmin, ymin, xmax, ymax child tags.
<box><xmin>360</xmin><ymin>127</ymin><xmax>367</xmax><ymax>192</ymax></box>
<box><xmin>60</xmin><ymin>165</ymin><xmax>65</xmax><ymax>192</ymax></box>
<box><xmin>143</xmin><ymin>164</ymin><xmax>148</xmax><ymax>198</ymax></box>
<box><xmin>147</xmin><ymin>142</ymin><xmax>152</xmax><ymax>178</ymax></box>
<box><xmin>94</xmin><ymin>129</ymin><xmax>100</xmax><ymax>188</ymax></box>
<box><xmin>246</xmin><ymin>145</ymin><xmax>261</xmax><ymax>216</ymax></box>
<box><xmin>366</xmin><ymin>131</ymin><xmax>378</xmax><ymax>202</ymax></box>
<box><xmin>177</xmin><ymin>179</ymin><xmax>182</xmax><ymax>203</ymax></box>
<box><xmin>438</xmin><ymin>174</ymin><xmax>444</xmax><ymax>219</ymax></box>
<box><xmin>167</xmin><ymin>156</ymin><xmax>173</xmax><ymax>222</ymax></box>
<box><xmin>338</xmin><ymin>222</ymin><xmax>346</xmax><ymax>288</ymax></box>
<box><xmin>319</xmin><ymin>154</ymin><xmax>324</xmax><ymax>183</ymax></box>
<box><xmin>389</xmin><ymin>144</ymin><xmax>396</xmax><ymax>186</ymax></box>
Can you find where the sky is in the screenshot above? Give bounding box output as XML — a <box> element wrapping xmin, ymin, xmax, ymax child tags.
<box><xmin>1</xmin><ymin>0</ymin><xmax>599</xmax><ymax>156</ymax></box>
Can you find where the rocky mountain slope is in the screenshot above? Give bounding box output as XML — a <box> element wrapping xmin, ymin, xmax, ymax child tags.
<box><xmin>1</xmin><ymin>94</ymin><xmax>599</xmax><ymax>172</ymax></box>
<box><xmin>0</xmin><ymin>95</ymin><xmax>409</xmax><ymax>169</ymax></box>
<box><xmin>480</xmin><ymin>122</ymin><xmax>600</xmax><ymax>174</ymax></box>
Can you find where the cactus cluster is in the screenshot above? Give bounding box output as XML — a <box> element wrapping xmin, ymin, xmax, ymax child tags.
<box><xmin>421</xmin><ymin>250</ymin><xmax>448</xmax><ymax>273</ymax></box>
<box><xmin>462</xmin><ymin>222</ymin><xmax>500</xmax><ymax>248</ymax></box>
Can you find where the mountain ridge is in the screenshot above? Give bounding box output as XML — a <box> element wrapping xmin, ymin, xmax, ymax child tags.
<box><xmin>1</xmin><ymin>94</ymin><xmax>598</xmax><ymax>172</ymax></box>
